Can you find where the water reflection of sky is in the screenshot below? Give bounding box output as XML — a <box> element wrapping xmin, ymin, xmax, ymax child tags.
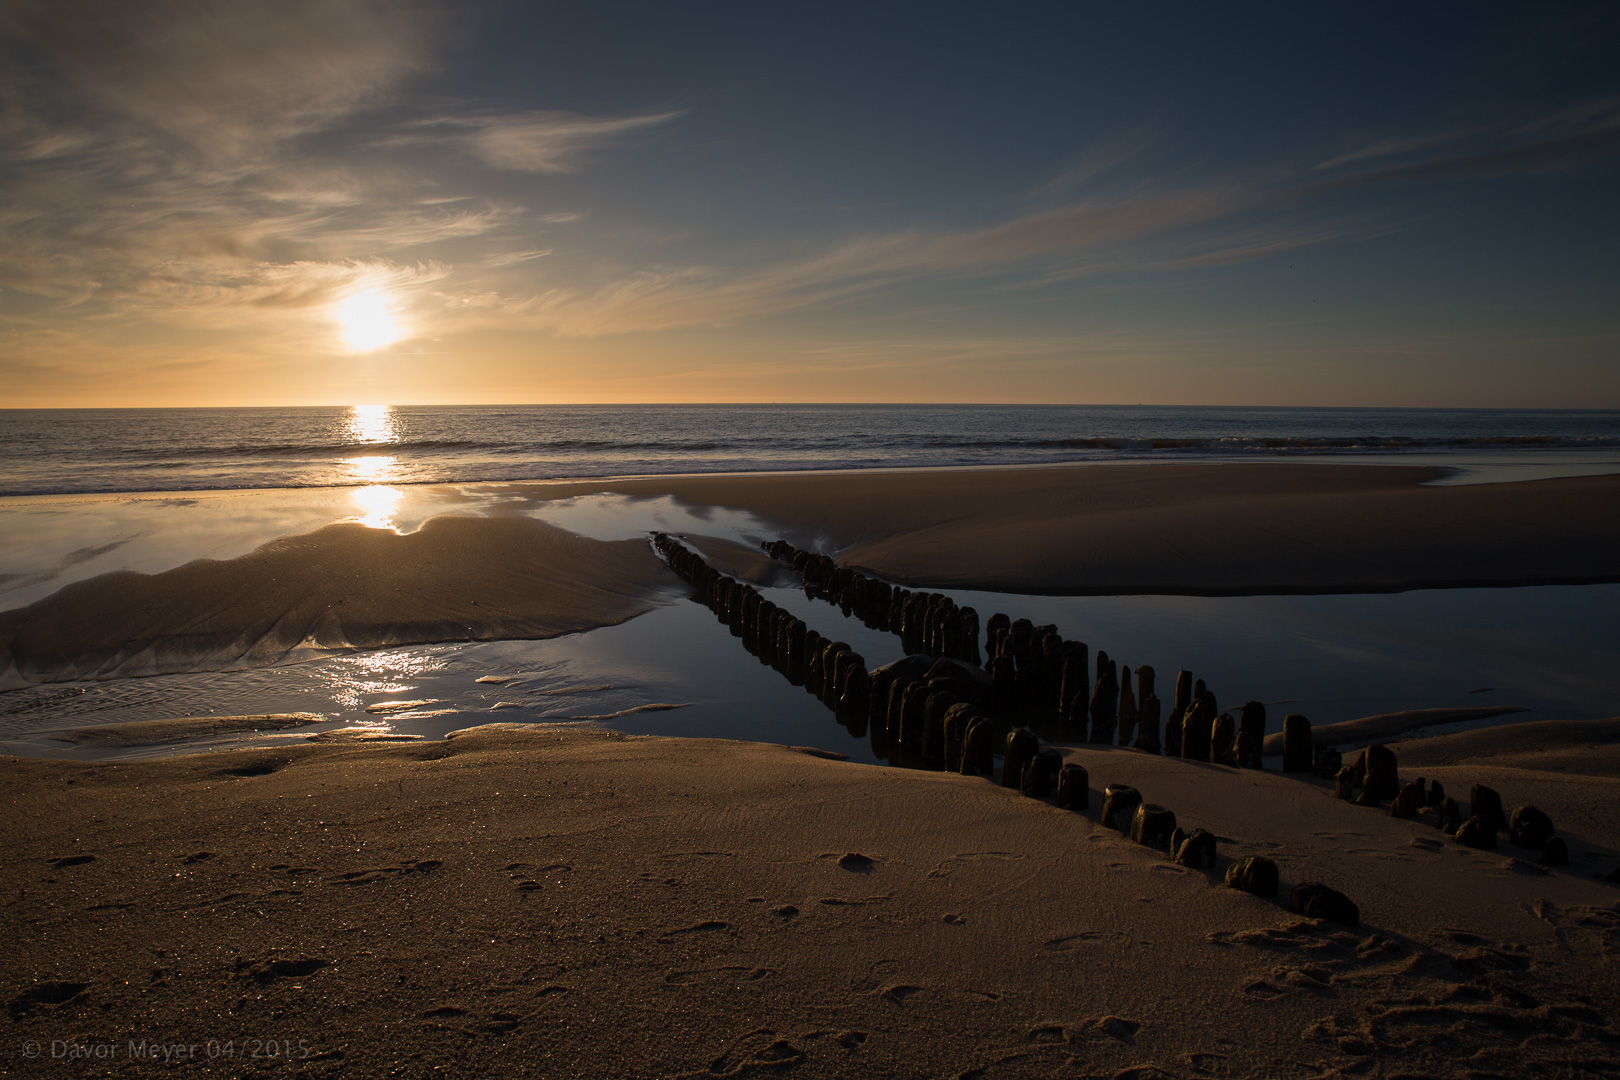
<box><xmin>3</xmin><ymin>582</ymin><xmax>1616</xmax><ymax>764</ymax></box>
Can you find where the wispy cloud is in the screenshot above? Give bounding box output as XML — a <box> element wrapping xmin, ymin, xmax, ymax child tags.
<box><xmin>1027</xmin><ymin>122</ymin><xmax>1171</xmax><ymax>203</ymax></box>
<box><xmin>1313</xmin><ymin>98</ymin><xmax>1620</xmax><ymax>181</ymax></box>
<box><xmin>453</xmin><ymin>186</ymin><xmax>1323</xmax><ymax>336</ymax></box>
<box><xmin>462</xmin><ymin>96</ymin><xmax>1620</xmax><ymax>338</ymax></box>
<box><xmin>381</xmin><ymin>110</ymin><xmax>684</xmax><ymax>172</ymax></box>
<box><xmin>0</xmin><ymin>0</ymin><xmax>447</xmax><ymax>156</ymax></box>
<box><xmin>0</xmin><ymin>0</ymin><xmax>600</xmax><ymax>339</ymax></box>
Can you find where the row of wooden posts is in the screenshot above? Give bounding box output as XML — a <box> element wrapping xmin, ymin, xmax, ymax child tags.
<box><xmin>655</xmin><ymin>533</ymin><xmax>1577</xmax><ymax>902</ymax></box>
<box><xmin>759</xmin><ymin>538</ymin><xmax>1321</xmax><ymax>772</ymax></box>
<box><xmin>654</xmin><ymin>532</ymin><xmax>1368</xmax><ymax>921</ymax></box>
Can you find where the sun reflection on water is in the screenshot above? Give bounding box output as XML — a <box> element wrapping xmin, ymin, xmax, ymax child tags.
<box><xmin>342</xmin><ymin>404</ymin><xmax>404</xmax><ymax>487</ymax></box>
<box><xmin>351</xmin><ymin>484</ymin><xmax>403</xmax><ymax>530</ymax></box>
<box><xmin>345</xmin><ymin>454</ymin><xmax>399</xmax><ymax>482</ymax></box>
<box><xmin>344</xmin><ymin>403</ymin><xmax>398</xmax><ymax>445</ymax></box>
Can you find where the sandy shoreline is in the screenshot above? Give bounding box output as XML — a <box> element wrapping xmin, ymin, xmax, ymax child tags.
<box><xmin>5</xmin><ymin>462</ymin><xmax>1620</xmax><ymax>689</ymax></box>
<box><xmin>4</xmin><ymin>723</ymin><xmax>1617</xmax><ymax>1078</ymax></box>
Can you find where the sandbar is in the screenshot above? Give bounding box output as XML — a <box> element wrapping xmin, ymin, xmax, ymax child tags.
<box><xmin>0</xmin><ymin>514</ymin><xmax>666</xmax><ymax>688</ymax></box>
<box><xmin>534</xmin><ymin>462</ymin><xmax>1620</xmax><ymax>594</ymax></box>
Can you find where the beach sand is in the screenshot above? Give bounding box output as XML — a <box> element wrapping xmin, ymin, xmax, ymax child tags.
<box><xmin>3</xmin><ymin>723</ymin><xmax>1617</xmax><ymax>1078</ymax></box>
<box><xmin>3</xmin><ymin>461</ymin><xmax>1619</xmax><ymax>1076</ymax></box>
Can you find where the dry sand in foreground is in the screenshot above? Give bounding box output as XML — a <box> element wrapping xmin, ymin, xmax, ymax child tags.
<box><xmin>4</xmin><ymin>724</ymin><xmax>1617</xmax><ymax>1079</ymax></box>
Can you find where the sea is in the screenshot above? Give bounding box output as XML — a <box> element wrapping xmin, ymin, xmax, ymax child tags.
<box><xmin>2</xmin><ymin>404</ymin><xmax>1618</xmax><ymax>761</ymax></box>
<box><xmin>3</xmin><ymin>403</ymin><xmax>1620</xmax><ymax>495</ymax></box>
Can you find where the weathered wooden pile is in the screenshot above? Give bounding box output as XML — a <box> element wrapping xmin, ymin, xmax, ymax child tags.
<box><xmin>762</xmin><ymin>537</ymin><xmax>1305</xmax><ymax>770</ymax></box>
<box><xmin>653</xmin><ymin>534</ymin><xmax>875</xmax><ymax>735</ymax></box>
<box><xmin>1328</xmin><ymin>745</ymin><xmax>1569</xmax><ymax>866</ymax></box>
<box><xmin>655</xmin><ymin>532</ymin><xmax>1573</xmax><ymax>909</ymax></box>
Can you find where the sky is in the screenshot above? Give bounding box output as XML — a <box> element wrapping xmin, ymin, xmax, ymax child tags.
<box><xmin>2</xmin><ymin>1</ymin><xmax>1618</xmax><ymax>408</ymax></box>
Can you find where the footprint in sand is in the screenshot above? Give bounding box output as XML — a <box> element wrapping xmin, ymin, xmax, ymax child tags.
<box><xmin>6</xmin><ymin>981</ymin><xmax>90</xmax><ymax>1018</ymax></box>
<box><xmin>236</xmin><ymin>956</ymin><xmax>328</xmax><ymax>983</ymax></box>
<box><xmin>819</xmin><ymin>851</ymin><xmax>878</xmax><ymax>872</ymax></box>
<box><xmin>1268</xmin><ymin>966</ymin><xmax>1335</xmax><ymax>993</ymax></box>
<box><xmin>707</xmin><ymin>1029</ymin><xmax>806</xmax><ymax>1077</ymax></box>
<box><xmin>1026</xmin><ymin>1017</ymin><xmax>1140</xmax><ymax>1044</ymax></box>
<box><xmin>1079</xmin><ymin>1015</ymin><xmax>1142</xmax><ymax>1044</ymax></box>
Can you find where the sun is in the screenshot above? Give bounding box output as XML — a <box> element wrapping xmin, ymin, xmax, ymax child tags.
<box><xmin>335</xmin><ymin>289</ymin><xmax>404</xmax><ymax>351</ymax></box>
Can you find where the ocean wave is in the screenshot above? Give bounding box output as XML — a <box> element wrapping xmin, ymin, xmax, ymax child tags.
<box><xmin>938</xmin><ymin>434</ymin><xmax>1620</xmax><ymax>452</ymax></box>
<box><xmin>4</xmin><ymin>404</ymin><xmax>1619</xmax><ymax>498</ymax></box>
<box><xmin>113</xmin><ymin>438</ymin><xmax>497</xmax><ymax>459</ymax></box>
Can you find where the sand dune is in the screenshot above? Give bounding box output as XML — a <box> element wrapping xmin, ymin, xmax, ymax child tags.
<box><xmin>3</xmin><ymin>725</ymin><xmax>1615</xmax><ymax>1078</ymax></box>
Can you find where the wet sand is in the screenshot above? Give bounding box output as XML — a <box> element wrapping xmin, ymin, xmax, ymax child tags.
<box><xmin>3</xmin><ymin>723</ymin><xmax>1617</xmax><ymax>1078</ymax></box>
<box><xmin>545</xmin><ymin>462</ymin><xmax>1620</xmax><ymax>594</ymax></box>
<box><xmin>6</xmin><ymin>463</ymin><xmax>1620</xmax><ymax>689</ymax></box>
<box><xmin>0</xmin><ymin>515</ymin><xmax>666</xmax><ymax>688</ymax></box>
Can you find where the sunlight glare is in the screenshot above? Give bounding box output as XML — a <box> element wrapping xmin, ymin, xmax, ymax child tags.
<box><xmin>345</xmin><ymin>454</ymin><xmax>400</xmax><ymax>484</ymax></box>
<box><xmin>344</xmin><ymin>403</ymin><xmax>397</xmax><ymax>444</ymax></box>
<box><xmin>336</xmin><ymin>289</ymin><xmax>404</xmax><ymax>351</ymax></box>
<box><xmin>351</xmin><ymin>484</ymin><xmax>404</xmax><ymax>531</ymax></box>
